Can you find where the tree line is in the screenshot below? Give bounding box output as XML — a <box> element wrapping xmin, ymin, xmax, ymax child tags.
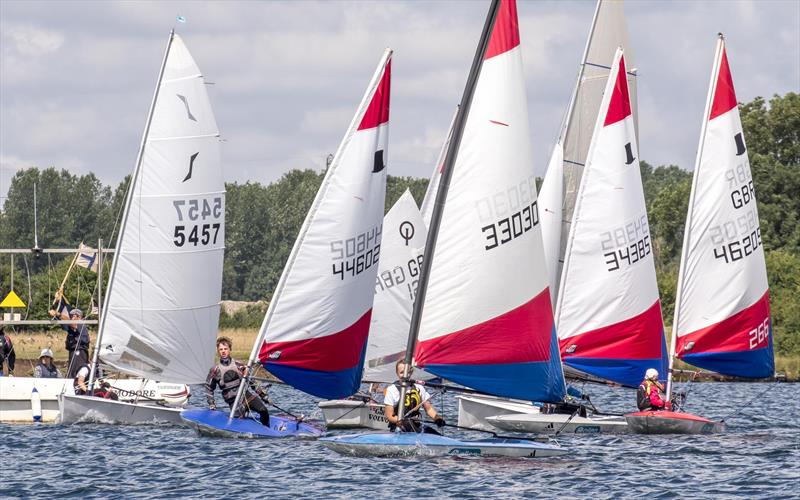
<box><xmin>1</xmin><ymin>93</ymin><xmax>797</xmax><ymax>356</ymax></box>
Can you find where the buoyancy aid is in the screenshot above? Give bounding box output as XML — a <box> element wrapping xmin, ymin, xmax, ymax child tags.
<box><xmin>216</xmin><ymin>358</ymin><xmax>243</xmax><ymax>403</ymax></box>
<box><xmin>73</xmin><ymin>363</ymin><xmax>91</xmax><ymax>394</ymax></box>
<box><xmin>35</xmin><ymin>362</ymin><xmax>60</xmax><ymax>378</ymax></box>
<box><xmin>392</xmin><ymin>381</ymin><xmax>423</xmax><ymax>420</ymax></box>
<box><xmin>637</xmin><ymin>379</ymin><xmax>665</xmax><ymax>410</ymax></box>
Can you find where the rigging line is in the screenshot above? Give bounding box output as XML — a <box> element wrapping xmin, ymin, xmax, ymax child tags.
<box><xmin>718</xmin><ymin>380</ymin><xmax>778</xmax><ymax>423</ymax></box>
<box><xmin>22</xmin><ymin>253</ymin><xmax>32</xmax><ymax>320</ymax></box>
<box><xmin>563</xmin><ymin>159</ymin><xmax>586</xmax><ymax>167</ymax></box>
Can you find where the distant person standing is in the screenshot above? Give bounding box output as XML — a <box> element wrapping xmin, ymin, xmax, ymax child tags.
<box><xmin>34</xmin><ymin>348</ymin><xmax>62</xmax><ymax>378</ymax></box>
<box><xmin>49</xmin><ymin>306</ymin><xmax>90</xmax><ymax>378</ymax></box>
<box><xmin>0</xmin><ymin>327</ymin><xmax>15</xmax><ymax>376</ymax></box>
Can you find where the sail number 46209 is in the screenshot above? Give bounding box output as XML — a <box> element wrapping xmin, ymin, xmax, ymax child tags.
<box><xmin>172</xmin><ymin>197</ymin><xmax>223</xmax><ymax>247</ymax></box>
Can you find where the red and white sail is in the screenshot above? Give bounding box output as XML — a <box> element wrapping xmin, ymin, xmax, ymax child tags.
<box><xmin>364</xmin><ymin>190</ymin><xmax>430</xmax><ymax>383</ymax></box>
<box><xmin>414</xmin><ymin>0</ymin><xmax>565</xmax><ymax>402</ymax></box>
<box><xmin>255</xmin><ymin>50</ymin><xmax>392</xmax><ymax>399</ymax></box>
<box><xmin>556</xmin><ymin>48</ymin><xmax>666</xmax><ymax>388</ymax></box>
<box><xmin>670</xmin><ymin>37</ymin><xmax>772</xmax><ymax>381</ymax></box>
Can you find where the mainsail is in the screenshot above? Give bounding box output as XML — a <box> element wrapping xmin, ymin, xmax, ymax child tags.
<box><xmin>99</xmin><ymin>33</ymin><xmax>225</xmax><ymax>384</ymax></box>
<box><xmin>364</xmin><ymin>190</ymin><xmax>429</xmax><ymax>383</ymax></box>
<box><xmin>254</xmin><ymin>50</ymin><xmax>392</xmax><ymax>399</ymax></box>
<box><xmin>668</xmin><ymin>36</ymin><xmax>773</xmax><ymax>393</ymax></box>
<box><xmin>552</xmin><ymin>0</ymin><xmax>637</xmax><ymax>300</ymax></box>
<box><xmin>413</xmin><ymin>0</ymin><xmax>566</xmax><ymax>402</ymax></box>
<box><xmin>556</xmin><ymin>48</ymin><xmax>666</xmax><ymax>388</ymax></box>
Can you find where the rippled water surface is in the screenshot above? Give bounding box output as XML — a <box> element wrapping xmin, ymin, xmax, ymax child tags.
<box><xmin>2</xmin><ymin>382</ymin><xmax>798</xmax><ymax>498</ymax></box>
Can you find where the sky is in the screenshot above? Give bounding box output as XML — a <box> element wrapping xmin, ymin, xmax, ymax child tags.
<box><xmin>1</xmin><ymin>0</ymin><xmax>798</xmax><ymax>206</ymax></box>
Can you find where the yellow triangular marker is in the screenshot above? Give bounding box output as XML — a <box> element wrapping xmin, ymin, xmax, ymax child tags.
<box><xmin>0</xmin><ymin>290</ymin><xmax>26</xmax><ymax>308</ymax></box>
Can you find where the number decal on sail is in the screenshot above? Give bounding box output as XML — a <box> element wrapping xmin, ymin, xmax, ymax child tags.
<box><xmin>375</xmin><ymin>254</ymin><xmax>424</xmax><ymax>300</ymax></box>
<box><xmin>173</xmin><ymin>197</ymin><xmax>223</xmax><ymax>221</ymax></box>
<box><xmin>330</xmin><ymin>224</ymin><xmax>383</xmax><ymax>280</ymax></box>
<box><xmin>748</xmin><ymin>317</ymin><xmax>769</xmax><ymax>349</ymax></box>
<box><xmin>173</xmin><ymin>223</ymin><xmax>221</xmax><ymax>247</ymax></box>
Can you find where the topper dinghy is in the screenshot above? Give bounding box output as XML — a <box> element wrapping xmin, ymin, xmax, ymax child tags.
<box><xmin>182</xmin><ymin>49</ymin><xmax>392</xmax><ymax>438</ymax></box>
<box><xmin>322</xmin><ymin>0</ymin><xmax>568</xmax><ymax>458</ymax></box>
<box><xmin>626</xmin><ymin>35</ymin><xmax>771</xmax><ymax>434</ymax></box>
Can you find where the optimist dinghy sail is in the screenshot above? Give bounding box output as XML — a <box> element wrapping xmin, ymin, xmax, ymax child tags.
<box><xmin>322</xmin><ymin>0</ymin><xmax>568</xmax><ymax>458</ymax></box>
<box><xmin>555</xmin><ymin>47</ymin><xmax>667</xmax><ymax>389</ymax></box>
<box><xmin>59</xmin><ymin>31</ymin><xmax>225</xmax><ymax>425</ymax></box>
<box><xmin>182</xmin><ymin>49</ymin><xmax>392</xmax><ymax>438</ymax></box>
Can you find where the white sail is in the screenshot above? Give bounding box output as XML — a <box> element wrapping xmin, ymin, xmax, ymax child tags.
<box><xmin>556</xmin><ymin>0</ymin><xmax>637</xmax><ymax>298</ymax></box>
<box><xmin>254</xmin><ymin>50</ymin><xmax>392</xmax><ymax>400</ymax></box>
<box><xmin>364</xmin><ymin>190</ymin><xmax>430</xmax><ymax>383</ymax></box>
<box><xmin>420</xmin><ymin>107</ymin><xmax>458</xmax><ymax>227</ymax></box>
<box><xmin>414</xmin><ymin>0</ymin><xmax>565</xmax><ymax>402</ymax></box>
<box><xmin>668</xmin><ymin>36</ymin><xmax>772</xmax><ymax>385</ymax></box>
<box><xmin>99</xmin><ymin>34</ymin><xmax>225</xmax><ymax>384</ymax></box>
<box><xmin>555</xmin><ymin>48</ymin><xmax>665</xmax><ymax>388</ymax></box>
<box><xmin>538</xmin><ymin>143</ymin><xmax>563</xmax><ymax>307</ymax></box>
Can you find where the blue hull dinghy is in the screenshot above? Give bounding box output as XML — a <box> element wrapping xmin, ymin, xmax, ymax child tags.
<box><xmin>320</xmin><ymin>432</ymin><xmax>567</xmax><ymax>458</ymax></box>
<box><xmin>181</xmin><ymin>409</ymin><xmax>323</xmax><ymax>439</ymax></box>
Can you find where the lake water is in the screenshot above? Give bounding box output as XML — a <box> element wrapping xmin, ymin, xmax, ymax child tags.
<box><xmin>2</xmin><ymin>382</ymin><xmax>798</xmax><ymax>498</ymax></box>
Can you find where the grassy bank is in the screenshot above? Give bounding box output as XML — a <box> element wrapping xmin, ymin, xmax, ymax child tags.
<box><xmin>5</xmin><ymin>328</ymin><xmax>798</xmax><ymax>381</ymax></box>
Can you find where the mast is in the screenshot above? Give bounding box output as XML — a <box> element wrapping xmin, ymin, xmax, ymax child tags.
<box><xmin>397</xmin><ymin>0</ymin><xmax>501</xmax><ymax>420</ymax></box>
<box><xmin>228</xmin><ymin>49</ymin><xmax>393</xmax><ymax>419</ymax></box>
<box><xmin>666</xmin><ymin>34</ymin><xmax>725</xmax><ymax>401</ymax></box>
<box><xmin>88</xmin><ymin>31</ymin><xmax>175</xmax><ymax>390</ymax></box>
<box><xmin>87</xmin><ymin>239</ymin><xmax>104</xmax><ymax>393</ymax></box>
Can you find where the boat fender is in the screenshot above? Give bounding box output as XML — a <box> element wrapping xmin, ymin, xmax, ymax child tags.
<box><xmin>31</xmin><ymin>387</ymin><xmax>42</xmax><ymax>422</ymax></box>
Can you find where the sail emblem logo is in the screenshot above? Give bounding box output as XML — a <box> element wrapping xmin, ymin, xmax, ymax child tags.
<box><xmin>624</xmin><ymin>142</ymin><xmax>636</xmax><ymax>165</ymax></box>
<box><xmin>373</xmin><ymin>149</ymin><xmax>386</xmax><ymax>173</ymax></box>
<box><xmin>183</xmin><ymin>152</ymin><xmax>199</xmax><ymax>182</ymax></box>
<box><xmin>399</xmin><ymin>221</ymin><xmax>415</xmax><ymax>246</ymax></box>
<box><xmin>176</xmin><ymin>94</ymin><xmax>197</xmax><ymax>121</ymax></box>
<box><xmin>268</xmin><ymin>351</ymin><xmax>282</xmax><ymax>360</ymax></box>
<box><xmin>734</xmin><ymin>132</ymin><xmax>746</xmax><ymax>156</ymax></box>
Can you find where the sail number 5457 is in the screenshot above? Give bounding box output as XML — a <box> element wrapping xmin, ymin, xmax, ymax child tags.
<box><xmin>174</xmin><ymin>223</ymin><xmax>221</xmax><ymax>247</ymax></box>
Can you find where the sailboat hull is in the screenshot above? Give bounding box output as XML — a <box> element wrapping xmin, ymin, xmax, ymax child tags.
<box><xmin>488</xmin><ymin>412</ymin><xmax>628</xmax><ymax>434</ymax></box>
<box><xmin>457</xmin><ymin>394</ymin><xmax>539</xmax><ymax>431</ymax></box>
<box><xmin>180</xmin><ymin>408</ymin><xmax>324</xmax><ymax>438</ymax></box>
<box><xmin>624</xmin><ymin>410</ymin><xmax>725</xmax><ymax>434</ymax></box>
<box><xmin>59</xmin><ymin>393</ymin><xmax>184</xmax><ymax>425</ymax></box>
<box><xmin>321</xmin><ymin>432</ymin><xmax>567</xmax><ymax>458</ymax></box>
<box><xmin>319</xmin><ymin>399</ymin><xmax>388</xmax><ymax>430</ymax></box>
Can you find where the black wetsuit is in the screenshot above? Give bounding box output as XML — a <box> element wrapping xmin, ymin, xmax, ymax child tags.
<box><xmin>205</xmin><ymin>357</ymin><xmax>270</xmax><ymax>426</ymax></box>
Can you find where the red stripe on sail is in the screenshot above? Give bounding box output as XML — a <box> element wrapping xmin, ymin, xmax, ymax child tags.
<box><xmin>677</xmin><ymin>291</ymin><xmax>770</xmax><ymax>356</ymax></box>
<box><xmin>560</xmin><ymin>300</ymin><xmax>664</xmax><ymax>360</ymax></box>
<box><xmin>603</xmin><ymin>54</ymin><xmax>633</xmax><ymax>127</ymax></box>
<box><xmin>484</xmin><ymin>0</ymin><xmax>520</xmax><ymax>60</ymax></box>
<box><xmin>258</xmin><ymin>309</ymin><xmax>372</xmax><ymax>371</ymax></box>
<box><xmin>709</xmin><ymin>47</ymin><xmax>738</xmax><ymax>120</ymax></box>
<box><xmin>357</xmin><ymin>59</ymin><xmax>391</xmax><ymax>131</ymax></box>
<box><xmin>415</xmin><ymin>288</ymin><xmax>553</xmax><ymax>366</ymax></box>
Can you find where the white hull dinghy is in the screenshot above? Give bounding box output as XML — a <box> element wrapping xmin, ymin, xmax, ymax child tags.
<box><xmin>60</xmin><ymin>31</ymin><xmax>226</xmax><ymax>426</ymax></box>
<box><xmin>322</xmin><ymin>432</ymin><xmax>567</xmax><ymax>458</ymax></box>
<box><xmin>488</xmin><ymin>412</ymin><xmax>628</xmax><ymax>435</ymax></box>
<box><xmin>456</xmin><ymin>394</ymin><xmax>538</xmax><ymax>432</ymax></box>
<box><xmin>323</xmin><ymin>0</ymin><xmax>569</xmax><ymax>459</ymax></box>
<box><xmin>58</xmin><ymin>393</ymin><xmax>184</xmax><ymax>425</ymax></box>
<box><xmin>319</xmin><ymin>398</ymin><xmax>388</xmax><ymax>430</ymax></box>
<box><xmin>0</xmin><ymin>377</ymin><xmax>188</xmax><ymax>423</ymax></box>
<box><xmin>627</xmin><ymin>35</ymin><xmax>774</xmax><ymax>434</ymax></box>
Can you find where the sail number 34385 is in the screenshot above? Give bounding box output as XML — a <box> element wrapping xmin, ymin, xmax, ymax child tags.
<box><xmin>172</xmin><ymin>197</ymin><xmax>223</xmax><ymax>247</ymax></box>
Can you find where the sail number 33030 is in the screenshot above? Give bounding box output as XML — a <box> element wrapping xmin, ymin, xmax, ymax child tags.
<box><xmin>172</xmin><ymin>197</ymin><xmax>223</xmax><ymax>247</ymax></box>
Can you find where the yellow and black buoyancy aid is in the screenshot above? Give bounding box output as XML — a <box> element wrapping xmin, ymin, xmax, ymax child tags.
<box><xmin>392</xmin><ymin>381</ymin><xmax>423</xmax><ymax>420</ymax></box>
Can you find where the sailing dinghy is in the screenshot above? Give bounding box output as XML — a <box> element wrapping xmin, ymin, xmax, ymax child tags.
<box><xmin>181</xmin><ymin>49</ymin><xmax>393</xmax><ymax>438</ymax></box>
<box><xmin>458</xmin><ymin>0</ymin><xmax>643</xmax><ymax>434</ymax></box>
<box><xmin>322</xmin><ymin>0</ymin><xmax>568</xmax><ymax>458</ymax></box>
<box><xmin>626</xmin><ymin>35</ymin><xmax>771</xmax><ymax>434</ymax></box>
<box><xmin>320</xmin><ymin>190</ymin><xmax>431</xmax><ymax>430</ymax></box>
<box><xmin>58</xmin><ymin>31</ymin><xmax>225</xmax><ymax>425</ymax></box>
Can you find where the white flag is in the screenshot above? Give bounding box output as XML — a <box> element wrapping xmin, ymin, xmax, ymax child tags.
<box><xmin>76</xmin><ymin>243</ymin><xmax>99</xmax><ymax>273</ymax></box>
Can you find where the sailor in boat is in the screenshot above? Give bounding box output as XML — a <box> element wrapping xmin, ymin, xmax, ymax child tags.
<box><xmin>636</xmin><ymin>368</ymin><xmax>670</xmax><ymax>411</ymax></box>
<box><xmin>34</xmin><ymin>348</ymin><xmax>61</xmax><ymax>378</ymax></box>
<box><xmin>0</xmin><ymin>327</ymin><xmax>15</xmax><ymax>376</ymax></box>
<box><xmin>384</xmin><ymin>360</ymin><xmax>445</xmax><ymax>434</ymax></box>
<box><xmin>49</xmin><ymin>306</ymin><xmax>91</xmax><ymax>378</ymax></box>
<box><xmin>205</xmin><ymin>337</ymin><xmax>270</xmax><ymax>427</ymax></box>
<box><xmin>92</xmin><ymin>380</ymin><xmax>119</xmax><ymax>400</ymax></box>
<box><xmin>72</xmin><ymin>353</ymin><xmax>92</xmax><ymax>395</ymax></box>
